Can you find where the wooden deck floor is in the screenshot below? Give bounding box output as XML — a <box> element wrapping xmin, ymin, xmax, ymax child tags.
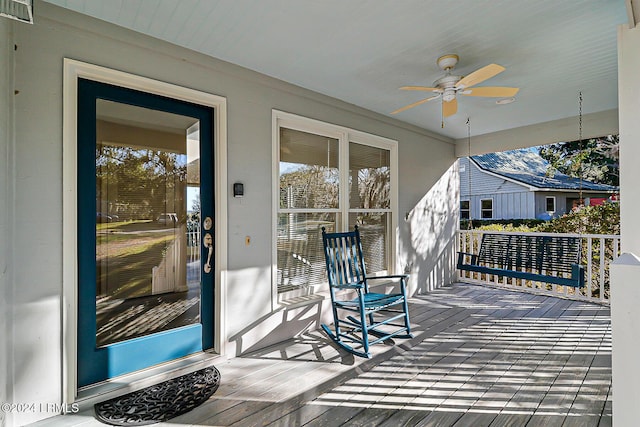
<box><xmin>37</xmin><ymin>283</ymin><xmax>612</xmax><ymax>426</ymax></box>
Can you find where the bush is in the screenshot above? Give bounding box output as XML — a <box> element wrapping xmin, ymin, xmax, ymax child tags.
<box><xmin>460</xmin><ymin>218</ymin><xmax>545</xmax><ymax>231</ymax></box>
<box><xmin>536</xmin><ymin>202</ymin><xmax>620</xmax><ymax>235</ymax></box>
<box><xmin>460</xmin><ymin>203</ymin><xmax>620</xmax><ymax>235</ymax></box>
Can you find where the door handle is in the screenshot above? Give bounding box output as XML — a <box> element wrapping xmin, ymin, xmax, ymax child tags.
<box><xmin>203</xmin><ymin>232</ymin><xmax>213</xmax><ymax>273</ymax></box>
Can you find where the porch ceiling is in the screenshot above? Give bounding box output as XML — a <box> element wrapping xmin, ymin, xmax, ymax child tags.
<box><xmin>43</xmin><ymin>0</ymin><xmax>627</xmax><ymax>140</ymax></box>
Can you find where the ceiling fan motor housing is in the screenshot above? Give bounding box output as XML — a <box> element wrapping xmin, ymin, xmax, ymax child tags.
<box><xmin>434</xmin><ymin>74</ymin><xmax>462</xmax><ymax>102</ymax></box>
<box><xmin>437</xmin><ymin>54</ymin><xmax>459</xmax><ymax>71</ymax></box>
<box><xmin>442</xmin><ymin>89</ymin><xmax>456</xmax><ymax>102</ymax></box>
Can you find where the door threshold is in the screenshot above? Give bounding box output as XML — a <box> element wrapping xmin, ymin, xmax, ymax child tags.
<box><xmin>75</xmin><ymin>351</ymin><xmax>225</xmax><ymax>409</ymax></box>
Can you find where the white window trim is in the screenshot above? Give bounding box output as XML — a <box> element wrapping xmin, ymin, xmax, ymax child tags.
<box><xmin>460</xmin><ymin>199</ymin><xmax>471</xmax><ymax>219</ymax></box>
<box><xmin>272</xmin><ymin>110</ymin><xmax>398</xmax><ymax>309</ymax></box>
<box><xmin>480</xmin><ymin>198</ymin><xmax>494</xmax><ymax>219</ymax></box>
<box><xmin>62</xmin><ymin>59</ymin><xmax>228</xmax><ymax>402</ymax></box>
<box><xmin>545</xmin><ymin>196</ymin><xmax>556</xmax><ymax>213</ymax></box>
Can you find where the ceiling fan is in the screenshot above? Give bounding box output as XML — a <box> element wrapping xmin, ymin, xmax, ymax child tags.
<box><xmin>392</xmin><ymin>54</ymin><xmax>520</xmax><ymax>119</ymax></box>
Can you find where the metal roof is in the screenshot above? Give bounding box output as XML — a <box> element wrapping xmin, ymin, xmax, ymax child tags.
<box><xmin>470</xmin><ymin>149</ymin><xmax>618</xmax><ymax>192</ymax></box>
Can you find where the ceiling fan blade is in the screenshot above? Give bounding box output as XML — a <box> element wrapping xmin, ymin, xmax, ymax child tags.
<box><xmin>461</xmin><ymin>87</ymin><xmax>520</xmax><ymax>97</ymax></box>
<box><xmin>400</xmin><ymin>86</ymin><xmax>442</xmax><ymax>93</ymax></box>
<box><xmin>391</xmin><ymin>95</ymin><xmax>440</xmax><ymax>114</ymax></box>
<box><xmin>443</xmin><ymin>98</ymin><xmax>458</xmax><ymax>117</ymax></box>
<box><xmin>456</xmin><ymin>64</ymin><xmax>505</xmax><ymax>89</ymax></box>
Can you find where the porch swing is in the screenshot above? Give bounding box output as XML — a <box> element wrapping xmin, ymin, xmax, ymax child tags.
<box><xmin>456</xmin><ymin>95</ymin><xmax>586</xmax><ymax>288</ymax></box>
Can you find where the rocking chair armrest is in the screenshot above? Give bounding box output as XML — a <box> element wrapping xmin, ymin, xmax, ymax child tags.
<box><xmin>364</xmin><ymin>275</ymin><xmax>410</xmax><ymax>295</ymax></box>
<box><xmin>364</xmin><ymin>274</ymin><xmax>409</xmax><ymax>282</ymax></box>
<box><xmin>334</xmin><ymin>283</ymin><xmax>364</xmax><ymax>290</ymax></box>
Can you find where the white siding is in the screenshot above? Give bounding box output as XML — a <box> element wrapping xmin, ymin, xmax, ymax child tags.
<box><xmin>466</xmin><ymin>192</ymin><xmax>535</xmax><ymax>220</ymax></box>
<box><xmin>459</xmin><ymin>158</ymin><xmax>535</xmax><ymax>219</ymax></box>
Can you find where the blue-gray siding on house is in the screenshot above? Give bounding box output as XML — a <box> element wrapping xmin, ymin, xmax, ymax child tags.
<box><xmin>460</xmin><ymin>157</ymin><xmax>536</xmax><ymax>219</ymax></box>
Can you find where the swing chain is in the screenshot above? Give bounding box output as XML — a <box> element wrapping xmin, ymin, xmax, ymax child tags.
<box><xmin>467</xmin><ymin>117</ymin><xmax>473</xmax><ymax>230</ymax></box>
<box><xmin>579</xmin><ymin>91</ymin><xmax>584</xmax><ymax>206</ymax></box>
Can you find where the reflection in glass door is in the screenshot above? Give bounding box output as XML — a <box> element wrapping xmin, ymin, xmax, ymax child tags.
<box><xmin>78</xmin><ymin>79</ymin><xmax>214</xmax><ymax>387</ymax></box>
<box><xmin>95</xmin><ymin>101</ymin><xmax>202</xmax><ymax>346</ymax></box>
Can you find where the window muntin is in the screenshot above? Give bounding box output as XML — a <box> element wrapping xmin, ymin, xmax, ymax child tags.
<box><xmin>481</xmin><ymin>199</ymin><xmax>493</xmax><ymax>219</ymax></box>
<box><xmin>275</xmin><ymin>116</ymin><xmax>396</xmax><ymax>297</ymax></box>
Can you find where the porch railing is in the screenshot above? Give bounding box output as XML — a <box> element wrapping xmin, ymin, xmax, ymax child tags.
<box><xmin>457</xmin><ymin>230</ymin><xmax>621</xmax><ymax>304</ymax></box>
<box><xmin>187</xmin><ymin>229</ymin><xmax>201</xmax><ymax>263</ymax></box>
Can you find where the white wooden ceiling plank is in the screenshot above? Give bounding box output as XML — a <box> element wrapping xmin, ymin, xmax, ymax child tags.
<box><xmin>40</xmin><ymin>0</ymin><xmax>628</xmax><ymax>139</ymax></box>
<box><xmin>115</xmin><ymin>0</ymin><xmax>141</xmax><ymax>29</ymax></box>
<box><xmin>162</xmin><ymin>0</ymin><xmax>206</xmax><ymax>46</ymax></box>
<box><xmin>143</xmin><ymin>0</ymin><xmax>180</xmax><ymax>38</ymax></box>
<box><xmin>131</xmin><ymin>0</ymin><xmax>161</xmax><ymax>33</ymax></box>
<box><xmin>97</xmin><ymin>0</ymin><xmax>122</xmax><ymax>23</ymax></box>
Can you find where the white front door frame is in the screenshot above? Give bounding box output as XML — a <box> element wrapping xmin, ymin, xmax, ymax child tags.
<box><xmin>62</xmin><ymin>59</ymin><xmax>228</xmax><ymax>402</ymax></box>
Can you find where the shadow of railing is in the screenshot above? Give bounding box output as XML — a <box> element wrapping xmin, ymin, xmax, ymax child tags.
<box><xmin>181</xmin><ymin>285</ymin><xmax>611</xmax><ymax>426</ymax></box>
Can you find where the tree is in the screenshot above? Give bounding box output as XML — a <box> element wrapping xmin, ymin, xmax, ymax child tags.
<box><xmin>279</xmin><ymin>165</ymin><xmax>339</xmax><ymax>209</ymax></box>
<box><xmin>96</xmin><ymin>145</ymin><xmax>186</xmax><ymax>219</ymax></box>
<box><xmin>538</xmin><ymin>135</ymin><xmax>619</xmax><ymax>186</ymax></box>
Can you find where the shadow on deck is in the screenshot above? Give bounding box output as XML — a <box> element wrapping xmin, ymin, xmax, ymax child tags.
<box><xmin>36</xmin><ymin>282</ymin><xmax>611</xmax><ymax>426</ymax></box>
<box><xmin>177</xmin><ymin>282</ymin><xmax>612</xmax><ymax>426</ymax></box>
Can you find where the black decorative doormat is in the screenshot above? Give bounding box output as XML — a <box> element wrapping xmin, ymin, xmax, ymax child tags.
<box><xmin>94</xmin><ymin>366</ymin><xmax>221</xmax><ymax>426</ymax></box>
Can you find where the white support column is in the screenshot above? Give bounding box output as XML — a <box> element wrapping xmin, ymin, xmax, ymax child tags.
<box><xmin>613</xmin><ymin>23</ymin><xmax>640</xmax><ymax>426</ymax></box>
<box><xmin>611</xmin><ymin>254</ymin><xmax>640</xmax><ymax>426</ymax></box>
<box><xmin>619</xmin><ymin>24</ymin><xmax>640</xmax><ymax>255</ymax></box>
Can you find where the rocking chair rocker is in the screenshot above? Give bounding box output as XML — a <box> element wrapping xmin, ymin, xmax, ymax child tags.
<box><xmin>320</xmin><ymin>226</ymin><xmax>412</xmax><ymax>358</ymax></box>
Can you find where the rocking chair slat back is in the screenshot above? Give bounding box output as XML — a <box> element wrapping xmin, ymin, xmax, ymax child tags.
<box><xmin>323</xmin><ymin>231</ymin><xmax>366</xmax><ymax>288</ymax></box>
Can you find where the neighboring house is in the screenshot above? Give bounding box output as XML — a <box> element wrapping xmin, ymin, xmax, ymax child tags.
<box><xmin>459</xmin><ymin>149</ymin><xmax>618</xmax><ymax>221</ymax></box>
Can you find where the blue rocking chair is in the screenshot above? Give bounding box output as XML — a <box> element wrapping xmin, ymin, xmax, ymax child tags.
<box><xmin>320</xmin><ymin>226</ymin><xmax>412</xmax><ymax>358</ymax></box>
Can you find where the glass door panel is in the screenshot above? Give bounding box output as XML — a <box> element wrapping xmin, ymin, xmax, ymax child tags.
<box><xmin>95</xmin><ymin>100</ymin><xmax>201</xmax><ymax>346</ymax></box>
<box><xmin>77</xmin><ymin>79</ymin><xmax>214</xmax><ymax>387</ymax></box>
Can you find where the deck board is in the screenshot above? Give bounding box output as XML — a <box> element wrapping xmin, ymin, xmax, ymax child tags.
<box><xmin>35</xmin><ymin>283</ymin><xmax>611</xmax><ymax>427</ymax></box>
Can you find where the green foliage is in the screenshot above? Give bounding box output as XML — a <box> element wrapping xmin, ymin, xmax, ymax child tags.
<box><xmin>96</xmin><ymin>145</ymin><xmax>186</xmax><ymax>219</ymax></box>
<box><xmin>280</xmin><ymin>165</ymin><xmax>339</xmax><ymax>209</ymax></box>
<box><xmin>461</xmin><ymin>203</ymin><xmax>620</xmax><ymax>235</ymax></box>
<box><xmin>536</xmin><ymin>202</ymin><xmax>620</xmax><ymax>235</ymax></box>
<box><xmin>538</xmin><ymin>135</ymin><xmax>619</xmax><ymax>186</ymax></box>
<box><xmin>279</xmin><ymin>164</ymin><xmax>390</xmax><ymax>210</ymax></box>
<box><xmin>460</xmin><ymin>219</ymin><xmax>545</xmax><ymax>231</ymax></box>
<box><xmin>475</xmin><ymin>223</ymin><xmax>537</xmax><ymax>233</ymax></box>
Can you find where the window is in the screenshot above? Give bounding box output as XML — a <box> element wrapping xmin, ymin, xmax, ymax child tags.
<box><xmin>460</xmin><ymin>200</ymin><xmax>470</xmax><ymax>219</ymax></box>
<box><xmin>274</xmin><ymin>112</ymin><xmax>397</xmax><ymax>299</ymax></box>
<box><xmin>546</xmin><ymin>196</ymin><xmax>556</xmax><ymax>212</ymax></box>
<box><xmin>481</xmin><ymin>199</ymin><xmax>493</xmax><ymax>219</ymax></box>
<box><xmin>349</xmin><ymin>142</ymin><xmax>391</xmax><ymax>273</ymax></box>
<box><xmin>277</xmin><ymin>127</ymin><xmax>339</xmax><ymax>294</ymax></box>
